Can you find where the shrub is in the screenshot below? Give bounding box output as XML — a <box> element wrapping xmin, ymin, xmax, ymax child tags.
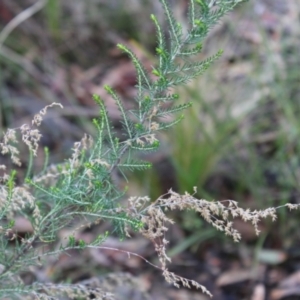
<box><xmin>0</xmin><ymin>0</ymin><xmax>299</xmax><ymax>298</ymax></box>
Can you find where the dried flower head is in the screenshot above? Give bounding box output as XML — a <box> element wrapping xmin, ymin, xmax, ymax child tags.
<box><xmin>32</xmin><ymin>102</ymin><xmax>63</xmax><ymax>126</ymax></box>
<box><xmin>125</xmin><ymin>190</ymin><xmax>300</xmax><ymax>296</ymax></box>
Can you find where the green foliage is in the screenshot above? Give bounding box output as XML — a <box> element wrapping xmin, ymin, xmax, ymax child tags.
<box><xmin>45</xmin><ymin>0</ymin><xmax>61</xmax><ymax>40</ymax></box>
<box><xmin>170</xmin><ymin>85</ymin><xmax>239</xmax><ymax>197</ymax></box>
<box><xmin>0</xmin><ymin>0</ymin><xmax>247</xmax><ymax>298</ymax></box>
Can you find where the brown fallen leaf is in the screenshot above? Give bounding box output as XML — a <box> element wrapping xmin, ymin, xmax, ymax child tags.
<box><xmin>216</xmin><ymin>266</ymin><xmax>261</xmax><ymax>287</ymax></box>
<box><xmin>251</xmin><ymin>283</ymin><xmax>266</xmax><ymax>300</ymax></box>
<box><xmin>270</xmin><ymin>287</ymin><xmax>300</xmax><ymax>300</ymax></box>
<box><xmin>279</xmin><ymin>270</ymin><xmax>300</xmax><ymax>289</ymax></box>
<box><xmin>13</xmin><ymin>216</ymin><xmax>33</xmax><ymax>233</ymax></box>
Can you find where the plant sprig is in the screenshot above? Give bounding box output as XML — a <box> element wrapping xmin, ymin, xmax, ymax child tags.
<box><xmin>0</xmin><ymin>0</ymin><xmax>252</xmax><ymax>298</ymax></box>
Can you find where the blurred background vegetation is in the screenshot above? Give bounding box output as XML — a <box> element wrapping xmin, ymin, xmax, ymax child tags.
<box><xmin>1</xmin><ymin>0</ymin><xmax>300</xmax><ymax>298</ymax></box>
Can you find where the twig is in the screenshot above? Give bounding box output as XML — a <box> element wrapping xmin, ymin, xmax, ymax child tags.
<box><xmin>0</xmin><ymin>45</ymin><xmax>42</xmax><ymax>79</ymax></box>
<box><xmin>0</xmin><ymin>0</ymin><xmax>48</xmax><ymax>53</ymax></box>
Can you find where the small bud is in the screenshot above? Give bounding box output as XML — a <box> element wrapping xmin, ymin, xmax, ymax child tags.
<box><xmin>117</xmin><ymin>43</ymin><xmax>126</xmax><ymax>51</ymax></box>
<box><xmin>152</xmin><ymin>140</ymin><xmax>160</xmax><ymax>147</ymax></box>
<box><xmin>92</xmin><ymin>94</ymin><xmax>101</xmax><ymax>104</ymax></box>
<box><xmin>150</xmin><ymin>14</ymin><xmax>156</xmax><ymax>21</ymax></box>
<box><xmin>152</xmin><ymin>68</ymin><xmax>161</xmax><ymax>77</ymax></box>
<box><xmin>104</xmin><ymin>85</ymin><xmax>113</xmax><ymax>93</ymax></box>
<box><xmin>156</xmin><ymin>47</ymin><xmax>163</xmax><ymax>55</ymax></box>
